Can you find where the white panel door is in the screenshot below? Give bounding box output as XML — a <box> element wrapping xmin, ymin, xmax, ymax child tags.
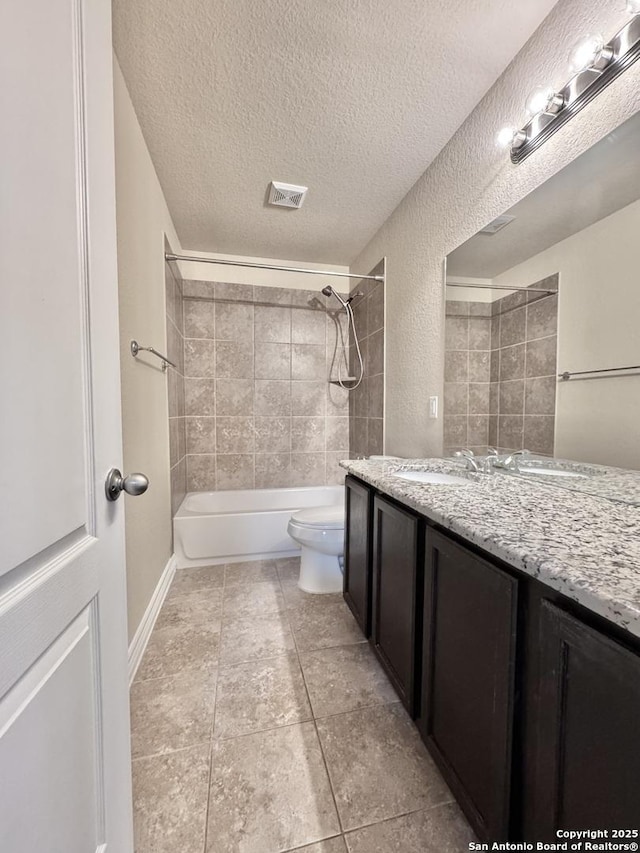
<box><xmin>0</xmin><ymin>0</ymin><xmax>133</xmax><ymax>850</ymax></box>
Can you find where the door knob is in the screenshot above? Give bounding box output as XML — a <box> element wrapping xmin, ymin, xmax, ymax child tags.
<box><xmin>105</xmin><ymin>468</ymin><xmax>149</xmax><ymax>501</ymax></box>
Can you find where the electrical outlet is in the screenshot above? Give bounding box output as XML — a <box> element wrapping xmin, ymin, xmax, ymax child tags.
<box><xmin>429</xmin><ymin>396</ymin><xmax>438</xmax><ymax>419</ymax></box>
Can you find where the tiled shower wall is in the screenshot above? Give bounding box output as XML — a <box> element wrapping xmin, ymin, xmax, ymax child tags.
<box><xmin>165</xmin><ymin>260</ymin><xmax>186</xmax><ymax>514</ymax></box>
<box><xmin>349</xmin><ymin>265</ymin><xmax>385</xmax><ymax>458</ymax></box>
<box><xmin>444</xmin><ymin>275</ymin><xmax>558</xmax><ymax>456</ymax></box>
<box><xmin>179</xmin><ymin>280</ymin><xmax>351</xmax><ymax>491</ymax></box>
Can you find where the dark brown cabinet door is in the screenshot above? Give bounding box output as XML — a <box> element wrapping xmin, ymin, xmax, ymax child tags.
<box><xmin>343</xmin><ymin>476</ymin><xmax>373</xmax><ymax>637</ymax></box>
<box><xmin>420</xmin><ymin>529</ymin><xmax>518</xmax><ymax>841</ymax></box>
<box><xmin>371</xmin><ymin>495</ymin><xmax>423</xmax><ymax>715</ymax></box>
<box><xmin>532</xmin><ymin>601</ymin><xmax>640</xmax><ymax>834</ymax></box>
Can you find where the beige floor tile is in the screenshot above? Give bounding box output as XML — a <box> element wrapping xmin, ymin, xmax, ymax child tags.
<box><xmin>288</xmin><ymin>599</ymin><xmax>366</xmax><ymax>652</ymax></box>
<box><xmin>300</xmin><ymin>644</ymin><xmax>397</xmax><ymax>718</ymax></box>
<box><xmin>133</xmin><ymin>744</ymin><xmax>210</xmax><ymax>853</ymax></box>
<box><xmin>280</xmin><ymin>582</ymin><xmax>344</xmax><ymax>609</ymax></box>
<box><xmin>214</xmin><ymin>652</ymin><xmax>311</xmax><ymax>739</ymax></box>
<box><xmin>130</xmin><ymin>667</ymin><xmax>217</xmax><ymax>758</ymax></box>
<box><xmin>219</xmin><ymin>611</ymin><xmax>296</xmax><ymax>664</ymax></box>
<box><xmin>344</xmin><ymin>803</ymin><xmax>475</xmax><ymax>852</ymax></box>
<box><xmin>276</xmin><ymin>556</ymin><xmax>301</xmax><ymax>583</ymax></box>
<box><xmin>287</xmin><ymin>838</ymin><xmax>348</xmax><ymax>853</ymax></box>
<box><xmin>316</xmin><ymin>703</ymin><xmax>453</xmax><ymax>831</ymax></box>
<box><xmin>168</xmin><ymin>565</ymin><xmax>225</xmax><ymax>598</ymax></box>
<box><xmin>207</xmin><ymin>722</ymin><xmax>340</xmax><ymax>853</ymax></box>
<box><xmin>224</xmin><ymin>559</ymin><xmax>279</xmax><ymax>585</ymax></box>
<box><xmin>222</xmin><ymin>579</ymin><xmax>286</xmax><ymax>618</ymax></box>
<box><xmin>156</xmin><ymin>587</ymin><xmax>223</xmax><ymax>631</ymax></box>
<box><xmin>135</xmin><ymin>622</ymin><xmax>220</xmax><ymax>681</ymax></box>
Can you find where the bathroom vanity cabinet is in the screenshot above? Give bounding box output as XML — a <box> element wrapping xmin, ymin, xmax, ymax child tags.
<box><xmin>343</xmin><ymin>474</ymin><xmax>640</xmax><ymax>842</ymax></box>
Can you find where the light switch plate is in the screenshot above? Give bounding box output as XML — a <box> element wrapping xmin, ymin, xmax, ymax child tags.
<box><xmin>429</xmin><ymin>396</ymin><xmax>438</xmax><ymax>419</ymax></box>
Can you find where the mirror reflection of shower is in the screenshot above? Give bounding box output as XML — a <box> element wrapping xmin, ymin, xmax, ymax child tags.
<box><xmin>322</xmin><ymin>285</ymin><xmax>364</xmax><ymax>389</ymax></box>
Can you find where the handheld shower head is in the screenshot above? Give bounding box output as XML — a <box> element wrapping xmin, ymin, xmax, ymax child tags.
<box><xmin>322</xmin><ymin>285</ymin><xmax>349</xmax><ymax>308</ymax></box>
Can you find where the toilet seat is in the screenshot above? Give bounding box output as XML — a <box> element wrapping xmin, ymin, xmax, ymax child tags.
<box><xmin>290</xmin><ymin>505</ymin><xmax>344</xmax><ymax>530</ymax></box>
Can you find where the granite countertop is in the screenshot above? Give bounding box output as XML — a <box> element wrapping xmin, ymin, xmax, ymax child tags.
<box><xmin>340</xmin><ymin>457</ymin><xmax>640</xmax><ymax>639</ymax></box>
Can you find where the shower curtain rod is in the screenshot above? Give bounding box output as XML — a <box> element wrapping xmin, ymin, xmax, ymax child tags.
<box><xmin>165</xmin><ymin>253</ymin><xmax>384</xmax><ymax>282</ymax></box>
<box><xmin>447</xmin><ymin>281</ymin><xmax>555</xmax><ymax>295</ymax></box>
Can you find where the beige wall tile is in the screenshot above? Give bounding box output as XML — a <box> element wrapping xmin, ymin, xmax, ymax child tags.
<box><xmin>255</xmin><ymin>305</ymin><xmax>291</xmax><ymax>342</ymax></box>
<box><xmin>215</xmin><ymin>378</ymin><xmax>254</xmax><ymax>416</ymax></box>
<box><xmin>185</xmin><ymin>339</ymin><xmax>216</xmax><ymax>377</ymax></box>
<box><xmin>215</xmin><ymin>417</ymin><xmax>254</xmax><ymax>454</ymax></box>
<box><xmin>215</xmin><ymin>340</ymin><xmax>254</xmax><ymax>379</ymax></box>
<box><xmin>215</xmin><ymin>302</ymin><xmax>254</xmax><ymax>341</ymax></box>
<box><xmin>184</xmin><ymin>300</ymin><xmax>215</xmax><ymax>338</ymax></box>
<box><xmin>187</xmin><ymin>454</ymin><xmax>216</xmax><ymax>491</ymax></box>
<box><xmin>255</xmin><ymin>342</ymin><xmax>291</xmax><ymax>379</ymax></box>
<box><xmin>217</xmin><ymin>454</ymin><xmax>254</xmax><ymax>490</ymax></box>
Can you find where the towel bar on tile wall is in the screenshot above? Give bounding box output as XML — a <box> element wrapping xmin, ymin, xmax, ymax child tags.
<box><xmin>130</xmin><ymin>340</ymin><xmax>176</xmax><ymax>372</ymax></box>
<box><xmin>559</xmin><ymin>365</ymin><xmax>640</xmax><ymax>381</ymax></box>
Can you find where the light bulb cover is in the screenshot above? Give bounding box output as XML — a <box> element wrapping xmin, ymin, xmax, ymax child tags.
<box><xmin>526</xmin><ymin>86</ymin><xmax>564</xmax><ymax>117</ymax></box>
<box><xmin>497</xmin><ymin>127</ymin><xmax>515</xmax><ymax>147</ymax></box>
<box><xmin>497</xmin><ymin>126</ymin><xmax>527</xmax><ymax>150</ymax></box>
<box><xmin>569</xmin><ymin>33</ymin><xmax>613</xmax><ymax>73</ymax></box>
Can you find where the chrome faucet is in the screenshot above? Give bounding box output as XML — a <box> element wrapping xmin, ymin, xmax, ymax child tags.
<box><xmin>453</xmin><ymin>449</ymin><xmax>481</xmax><ymax>473</ymax></box>
<box><xmin>495</xmin><ymin>449</ymin><xmax>531</xmax><ymax>472</ymax></box>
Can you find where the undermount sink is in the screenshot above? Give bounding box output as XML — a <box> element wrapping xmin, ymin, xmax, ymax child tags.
<box><xmin>517</xmin><ymin>466</ymin><xmax>588</xmax><ymax>479</ymax></box>
<box><xmin>393</xmin><ymin>470</ymin><xmax>470</xmax><ymax>486</ymax></box>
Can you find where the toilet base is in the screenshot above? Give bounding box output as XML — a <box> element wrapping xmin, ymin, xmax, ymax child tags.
<box><xmin>298</xmin><ymin>547</ymin><xmax>343</xmax><ymax>594</ymax></box>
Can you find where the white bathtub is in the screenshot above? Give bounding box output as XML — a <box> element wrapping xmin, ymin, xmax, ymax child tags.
<box><xmin>174</xmin><ymin>485</ymin><xmax>345</xmax><ymax>568</ymax></box>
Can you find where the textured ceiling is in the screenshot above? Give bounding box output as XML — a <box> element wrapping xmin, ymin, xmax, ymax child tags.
<box><xmin>113</xmin><ymin>0</ymin><xmax>559</xmax><ymax>264</ymax></box>
<box><xmin>447</xmin><ymin>109</ymin><xmax>640</xmax><ymax>279</ymax></box>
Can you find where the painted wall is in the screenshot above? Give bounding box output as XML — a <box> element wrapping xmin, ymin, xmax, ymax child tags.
<box><xmin>492</xmin><ymin>198</ymin><xmax>640</xmax><ymax>469</ymax></box>
<box><xmin>114</xmin><ymin>58</ymin><xmax>181</xmax><ymax>641</ymax></box>
<box><xmin>350</xmin><ymin>0</ymin><xmax>640</xmax><ymax>458</ymax></box>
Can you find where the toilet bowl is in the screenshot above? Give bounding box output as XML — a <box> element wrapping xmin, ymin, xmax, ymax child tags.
<box><xmin>287</xmin><ymin>505</ymin><xmax>345</xmax><ymax>593</ymax></box>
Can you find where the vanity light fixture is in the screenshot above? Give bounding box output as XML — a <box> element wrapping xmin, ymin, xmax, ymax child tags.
<box><xmin>501</xmin><ymin>13</ymin><xmax>640</xmax><ymax>163</ymax></box>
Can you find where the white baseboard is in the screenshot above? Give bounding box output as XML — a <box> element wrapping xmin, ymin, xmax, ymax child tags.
<box><xmin>128</xmin><ymin>555</ymin><xmax>176</xmax><ymax>686</ymax></box>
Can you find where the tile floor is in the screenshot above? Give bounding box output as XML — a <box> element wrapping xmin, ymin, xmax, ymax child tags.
<box><xmin>131</xmin><ymin>557</ymin><xmax>476</xmax><ymax>853</ymax></box>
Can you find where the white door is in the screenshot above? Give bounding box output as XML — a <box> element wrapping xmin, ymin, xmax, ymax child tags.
<box><xmin>0</xmin><ymin>0</ymin><xmax>134</xmax><ymax>851</ymax></box>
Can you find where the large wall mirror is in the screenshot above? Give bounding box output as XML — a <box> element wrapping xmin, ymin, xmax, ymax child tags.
<box><xmin>444</xmin><ymin>110</ymin><xmax>640</xmax><ymax>476</ymax></box>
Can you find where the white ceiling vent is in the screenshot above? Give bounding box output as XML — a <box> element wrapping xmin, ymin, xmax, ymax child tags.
<box><xmin>478</xmin><ymin>214</ymin><xmax>516</xmax><ymax>235</ymax></box>
<box><xmin>268</xmin><ymin>181</ymin><xmax>308</xmax><ymax>209</ymax></box>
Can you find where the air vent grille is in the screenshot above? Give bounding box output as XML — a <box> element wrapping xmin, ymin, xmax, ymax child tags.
<box><xmin>479</xmin><ymin>214</ymin><xmax>516</xmax><ymax>235</ymax></box>
<box><xmin>268</xmin><ymin>181</ymin><xmax>308</xmax><ymax>209</ymax></box>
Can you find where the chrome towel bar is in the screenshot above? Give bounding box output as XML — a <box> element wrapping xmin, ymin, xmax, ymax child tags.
<box><xmin>130</xmin><ymin>340</ymin><xmax>176</xmax><ymax>372</ymax></box>
<box><xmin>559</xmin><ymin>364</ymin><xmax>640</xmax><ymax>381</ymax></box>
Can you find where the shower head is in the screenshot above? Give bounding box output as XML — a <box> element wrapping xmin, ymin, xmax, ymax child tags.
<box><xmin>322</xmin><ymin>285</ymin><xmax>349</xmax><ymax>308</ymax></box>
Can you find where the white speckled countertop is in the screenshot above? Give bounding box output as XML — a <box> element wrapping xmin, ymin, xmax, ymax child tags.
<box><xmin>340</xmin><ymin>458</ymin><xmax>640</xmax><ymax>639</ymax></box>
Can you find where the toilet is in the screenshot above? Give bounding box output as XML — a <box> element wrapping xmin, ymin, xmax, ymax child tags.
<box><xmin>287</xmin><ymin>505</ymin><xmax>345</xmax><ymax>593</ymax></box>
